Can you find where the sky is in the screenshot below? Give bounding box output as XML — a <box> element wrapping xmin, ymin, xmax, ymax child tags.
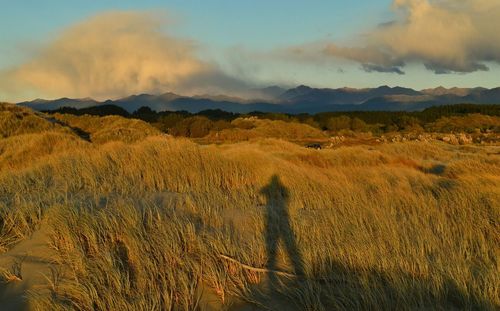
<box><xmin>0</xmin><ymin>0</ymin><xmax>499</xmax><ymax>101</ymax></box>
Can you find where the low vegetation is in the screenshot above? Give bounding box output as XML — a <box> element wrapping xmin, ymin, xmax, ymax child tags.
<box><xmin>1</xmin><ymin>102</ymin><xmax>499</xmax><ymax>310</ymax></box>
<box><xmin>47</xmin><ymin>104</ymin><xmax>500</xmax><ymax>141</ymax></box>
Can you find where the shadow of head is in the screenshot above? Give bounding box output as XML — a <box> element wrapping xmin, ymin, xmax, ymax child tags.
<box><xmin>260</xmin><ymin>175</ymin><xmax>289</xmax><ymax>203</ymax></box>
<box><xmin>424</xmin><ymin>164</ymin><xmax>447</xmax><ymax>176</ymax></box>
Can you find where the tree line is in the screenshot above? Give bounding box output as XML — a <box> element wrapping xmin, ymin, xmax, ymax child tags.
<box><xmin>47</xmin><ymin>104</ymin><xmax>500</xmax><ymax>138</ymax></box>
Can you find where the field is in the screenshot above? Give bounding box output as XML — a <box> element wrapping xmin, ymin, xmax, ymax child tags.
<box><xmin>1</xmin><ymin>103</ymin><xmax>499</xmax><ymax>310</ymax></box>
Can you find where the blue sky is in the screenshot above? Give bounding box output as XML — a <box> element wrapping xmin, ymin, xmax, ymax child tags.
<box><xmin>0</xmin><ymin>0</ymin><xmax>498</xmax><ymax>101</ymax></box>
<box><xmin>0</xmin><ymin>1</ymin><xmax>388</xmax><ymax>48</ymax></box>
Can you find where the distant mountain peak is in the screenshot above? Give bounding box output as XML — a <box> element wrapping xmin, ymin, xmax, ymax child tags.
<box><xmin>421</xmin><ymin>86</ymin><xmax>482</xmax><ymax>97</ymax></box>
<box><xmin>158</xmin><ymin>92</ymin><xmax>182</xmax><ymax>100</ymax></box>
<box><xmin>279</xmin><ymin>85</ymin><xmax>314</xmax><ymax>100</ymax></box>
<box><xmin>295</xmin><ymin>85</ymin><xmax>313</xmax><ymax>92</ymax></box>
<box><xmin>260</xmin><ymin>85</ymin><xmax>285</xmax><ymax>92</ymax></box>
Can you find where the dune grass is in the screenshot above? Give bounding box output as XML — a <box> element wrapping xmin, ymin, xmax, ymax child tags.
<box><xmin>52</xmin><ymin>113</ymin><xmax>162</xmax><ymax>144</ymax></box>
<box><xmin>203</xmin><ymin>117</ymin><xmax>327</xmax><ymax>143</ymax></box>
<box><xmin>0</xmin><ymin>104</ymin><xmax>499</xmax><ymax>310</ymax></box>
<box><xmin>0</xmin><ymin>103</ymin><xmax>71</xmax><ymax>139</ymax></box>
<box><xmin>0</xmin><ymin>131</ymin><xmax>91</xmax><ymax>171</ymax></box>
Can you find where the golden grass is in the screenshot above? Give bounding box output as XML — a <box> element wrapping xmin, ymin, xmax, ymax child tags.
<box><xmin>204</xmin><ymin>117</ymin><xmax>327</xmax><ymax>143</ymax></box>
<box><xmin>53</xmin><ymin>113</ymin><xmax>161</xmax><ymax>144</ymax></box>
<box><xmin>0</xmin><ymin>131</ymin><xmax>91</xmax><ymax>171</ymax></box>
<box><xmin>0</xmin><ymin>104</ymin><xmax>499</xmax><ymax>310</ymax></box>
<box><xmin>0</xmin><ymin>103</ymin><xmax>71</xmax><ymax>138</ymax></box>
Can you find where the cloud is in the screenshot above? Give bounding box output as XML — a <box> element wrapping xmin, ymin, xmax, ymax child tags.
<box><xmin>0</xmin><ymin>11</ymin><xmax>249</xmax><ymax>101</ymax></box>
<box><xmin>324</xmin><ymin>44</ymin><xmax>406</xmax><ymax>74</ymax></box>
<box><xmin>323</xmin><ymin>0</ymin><xmax>500</xmax><ymax>74</ymax></box>
<box><xmin>362</xmin><ymin>64</ymin><xmax>405</xmax><ymax>75</ymax></box>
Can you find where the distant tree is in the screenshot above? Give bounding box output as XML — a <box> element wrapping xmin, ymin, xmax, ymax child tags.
<box><xmin>394</xmin><ymin>116</ymin><xmax>421</xmax><ymax>131</ymax></box>
<box><xmin>302</xmin><ymin>117</ymin><xmax>320</xmax><ymax>128</ymax></box>
<box><xmin>43</xmin><ymin>102</ymin><xmax>500</xmax><ymax>136</ymax></box>
<box><xmin>350</xmin><ymin>117</ymin><xmax>367</xmax><ymax>132</ymax></box>
<box><xmin>326</xmin><ymin>116</ymin><xmax>351</xmax><ymax>131</ymax></box>
<box><xmin>260</xmin><ymin>113</ymin><xmax>292</xmax><ymax>122</ymax></box>
<box><xmin>133</xmin><ymin>106</ymin><xmax>158</xmax><ymax>122</ymax></box>
<box><xmin>134</xmin><ymin>106</ymin><xmax>155</xmax><ymax>115</ymax></box>
<box><xmin>171</xmin><ymin>116</ymin><xmax>214</xmax><ymax>138</ymax></box>
<box><xmin>197</xmin><ymin>109</ymin><xmax>237</xmax><ymax>121</ymax></box>
<box><xmin>155</xmin><ymin>113</ymin><xmax>186</xmax><ymax>133</ymax></box>
<box><xmin>212</xmin><ymin>120</ymin><xmax>234</xmax><ymax>131</ymax></box>
<box><xmin>382</xmin><ymin>124</ymin><xmax>399</xmax><ymax>133</ymax></box>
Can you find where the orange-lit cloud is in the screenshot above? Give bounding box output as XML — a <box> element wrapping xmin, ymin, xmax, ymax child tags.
<box><xmin>323</xmin><ymin>0</ymin><xmax>500</xmax><ymax>74</ymax></box>
<box><xmin>0</xmin><ymin>11</ymin><xmax>248</xmax><ymax>101</ymax></box>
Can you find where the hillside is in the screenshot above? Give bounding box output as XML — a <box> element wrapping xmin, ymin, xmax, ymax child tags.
<box><xmin>0</xmin><ymin>103</ymin><xmax>499</xmax><ymax>310</ymax></box>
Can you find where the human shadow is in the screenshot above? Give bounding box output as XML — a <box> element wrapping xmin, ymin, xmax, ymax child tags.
<box><xmin>270</xmin><ymin>260</ymin><xmax>497</xmax><ymax>310</ymax></box>
<box><xmin>230</xmin><ymin>176</ymin><xmax>499</xmax><ymax>310</ymax></box>
<box><xmin>260</xmin><ymin>175</ymin><xmax>304</xmax><ymax>290</ymax></box>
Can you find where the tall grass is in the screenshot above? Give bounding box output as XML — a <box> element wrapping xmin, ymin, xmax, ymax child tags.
<box><xmin>0</xmin><ymin>104</ymin><xmax>499</xmax><ymax>310</ymax></box>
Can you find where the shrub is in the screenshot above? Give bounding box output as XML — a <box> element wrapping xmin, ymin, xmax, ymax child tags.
<box><xmin>350</xmin><ymin>117</ymin><xmax>367</xmax><ymax>132</ymax></box>
<box><xmin>170</xmin><ymin>116</ymin><xmax>214</xmax><ymax>138</ymax></box>
<box><xmin>326</xmin><ymin>116</ymin><xmax>351</xmax><ymax>131</ymax></box>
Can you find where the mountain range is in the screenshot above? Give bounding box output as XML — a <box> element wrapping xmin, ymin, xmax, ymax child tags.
<box><xmin>18</xmin><ymin>85</ymin><xmax>500</xmax><ymax>114</ymax></box>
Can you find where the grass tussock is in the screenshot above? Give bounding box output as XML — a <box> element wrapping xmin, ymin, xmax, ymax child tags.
<box><xmin>53</xmin><ymin>113</ymin><xmax>161</xmax><ymax>144</ymax></box>
<box><xmin>0</xmin><ymin>103</ymin><xmax>499</xmax><ymax>310</ymax></box>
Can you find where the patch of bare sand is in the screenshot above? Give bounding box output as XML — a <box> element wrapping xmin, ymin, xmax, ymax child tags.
<box><xmin>0</xmin><ymin>226</ymin><xmax>57</xmax><ymax>310</ymax></box>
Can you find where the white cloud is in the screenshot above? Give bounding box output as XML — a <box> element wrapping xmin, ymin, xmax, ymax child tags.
<box><xmin>323</xmin><ymin>0</ymin><xmax>500</xmax><ymax>74</ymax></box>
<box><xmin>0</xmin><ymin>11</ymin><xmax>248</xmax><ymax>101</ymax></box>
